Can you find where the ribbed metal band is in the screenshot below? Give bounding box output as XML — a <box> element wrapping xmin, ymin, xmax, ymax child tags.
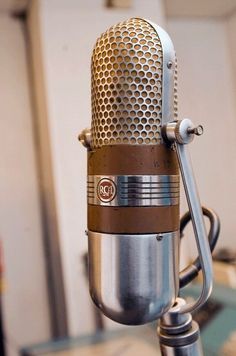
<box><xmin>87</xmin><ymin>175</ymin><xmax>179</xmax><ymax>206</ymax></box>
<box><xmin>158</xmin><ymin>321</ymin><xmax>200</xmax><ymax>347</ymax></box>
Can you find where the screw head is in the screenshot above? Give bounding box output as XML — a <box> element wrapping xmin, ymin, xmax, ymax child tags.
<box><xmin>156</xmin><ymin>234</ymin><xmax>163</xmax><ymax>241</ymax></box>
<box><xmin>187</xmin><ymin>125</ymin><xmax>204</xmax><ymax>136</ymax></box>
<box><xmin>167</xmin><ymin>61</ymin><xmax>173</xmax><ymax>69</ymax></box>
<box><xmin>78</xmin><ymin>128</ymin><xmax>91</xmax><ymax>149</ymax></box>
<box><xmin>195</xmin><ymin>125</ymin><xmax>204</xmax><ymax>136</ymax></box>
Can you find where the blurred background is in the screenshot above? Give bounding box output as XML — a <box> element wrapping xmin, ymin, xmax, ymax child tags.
<box><xmin>1</xmin><ymin>0</ymin><xmax>236</xmax><ymax>355</ymax></box>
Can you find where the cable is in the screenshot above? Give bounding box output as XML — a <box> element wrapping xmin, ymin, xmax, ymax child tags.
<box><xmin>179</xmin><ymin>207</ymin><xmax>220</xmax><ymax>289</ymax></box>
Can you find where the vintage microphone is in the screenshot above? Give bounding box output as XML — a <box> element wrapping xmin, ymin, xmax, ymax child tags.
<box><xmin>79</xmin><ymin>18</ymin><xmax>219</xmax><ymax>355</ymax></box>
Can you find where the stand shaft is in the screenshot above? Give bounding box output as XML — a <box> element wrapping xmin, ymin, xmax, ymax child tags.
<box><xmin>158</xmin><ymin>298</ymin><xmax>203</xmax><ymax>356</ymax></box>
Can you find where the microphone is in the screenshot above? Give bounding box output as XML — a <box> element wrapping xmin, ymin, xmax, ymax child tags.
<box><xmin>80</xmin><ymin>17</ymin><xmax>180</xmax><ymax>325</ymax></box>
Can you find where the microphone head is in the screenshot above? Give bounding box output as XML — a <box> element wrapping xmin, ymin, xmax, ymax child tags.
<box><xmin>91</xmin><ymin>17</ymin><xmax>177</xmax><ymax>149</ymax></box>
<box><xmin>87</xmin><ymin>18</ymin><xmax>179</xmax><ymax>325</ymax></box>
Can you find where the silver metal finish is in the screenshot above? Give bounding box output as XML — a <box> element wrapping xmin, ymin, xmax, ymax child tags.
<box><xmin>78</xmin><ymin>128</ymin><xmax>92</xmax><ymax>149</ymax></box>
<box><xmin>164</xmin><ymin>121</ymin><xmax>178</xmax><ymax>142</ymax></box>
<box><xmin>158</xmin><ymin>299</ymin><xmax>203</xmax><ymax>356</ymax></box>
<box><xmin>161</xmin><ymin>298</ymin><xmax>192</xmax><ymax>334</ymax></box>
<box><xmin>88</xmin><ymin>174</ymin><xmax>179</xmax><ymax>206</ymax></box>
<box><xmin>188</xmin><ymin>125</ymin><xmax>203</xmax><ymax>136</ymax></box>
<box><xmin>148</xmin><ymin>21</ymin><xmax>176</xmax><ymax>124</ymax></box>
<box><xmin>159</xmin><ymin>339</ymin><xmax>203</xmax><ymax>356</ymax></box>
<box><xmin>88</xmin><ymin>231</ymin><xmax>179</xmax><ymax>325</ymax></box>
<box><xmin>175</xmin><ymin>119</ymin><xmax>195</xmax><ymax>144</ymax></box>
<box><xmin>164</xmin><ymin>119</ymin><xmax>203</xmax><ymax>145</ymax></box>
<box><xmin>175</xmin><ymin>144</ymin><xmax>213</xmax><ymax>314</ymax></box>
<box><xmin>91</xmin><ymin>17</ymin><xmax>177</xmax><ymax>149</ymax></box>
<box><xmin>163</xmin><ymin>120</ymin><xmax>213</xmax><ymax>314</ymax></box>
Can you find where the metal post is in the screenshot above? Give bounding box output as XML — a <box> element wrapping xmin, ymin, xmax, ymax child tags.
<box><xmin>158</xmin><ymin>298</ymin><xmax>203</xmax><ymax>356</ymax></box>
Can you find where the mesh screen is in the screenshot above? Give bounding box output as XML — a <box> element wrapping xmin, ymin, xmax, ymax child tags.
<box><xmin>91</xmin><ymin>18</ymin><xmax>177</xmax><ymax>148</ymax></box>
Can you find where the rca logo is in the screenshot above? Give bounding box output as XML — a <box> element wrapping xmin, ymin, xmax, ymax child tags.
<box><xmin>97</xmin><ymin>178</ymin><xmax>117</xmax><ymax>203</ymax></box>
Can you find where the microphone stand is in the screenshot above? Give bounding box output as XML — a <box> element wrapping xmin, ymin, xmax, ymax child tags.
<box><xmin>158</xmin><ymin>119</ymin><xmax>214</xmax><ymax>356</ymax></box>
<box><xmin>158</xmin><ymin>298</ymin><xmax>203</xmax><ymax>355</ymax></box>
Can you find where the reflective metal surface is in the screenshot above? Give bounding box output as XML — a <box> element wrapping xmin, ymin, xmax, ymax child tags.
<box><xmin>90</xmin><ymin>18</ymin><xmax>177</xmax><ymax>149</ymax></box>
<box><xmin>148</xmin><ymin>21</ymin><xmax>176</xmax><ymax>125</ymax></box>
<box><xmin>78</xmin><ymin>128</ymin><xmax>92</xmax><ymax>149</ymax></box>
<box><xmin>88</xmin><ymin>174</ymin><xmax>179</xmax><ymax>206</ymax></box>
<box><xmin>175</xmin><ymin>143</ymin><xmax>213</xmax><ymax>314</ymax></box>
<box><xmin>88</xmin><ymin>231</ymin><xmax>179</xmax><ymax>325</ymax></box>
<box><xmin>159</xmin><ymin>299</ymin><xmax>203</xmax><ymax>356</ymax></box>
<box><xmin>163</xmin><ymin>120</ymin><xmax>213</xmax><ymax>315</ymax></box>
<box><xmin>160</xmin><ymin>298</ymin><xmax>192</xmax><ymax>334</ymax></box>
<box><xmin>159</xmin><ymin>340</ymin><xmax>203</xmax><ymax>356</ymax></box>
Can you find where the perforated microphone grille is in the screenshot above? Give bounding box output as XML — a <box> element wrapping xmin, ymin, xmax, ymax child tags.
<box><xmin>174</xmin><ymin>58</ymin><xmax>178</xmax><ymax>119</ymax></box>
<box><xmin>91</xmin><ymin>18</ymin><xmax>177</xmax><ymax>148</ymax></box>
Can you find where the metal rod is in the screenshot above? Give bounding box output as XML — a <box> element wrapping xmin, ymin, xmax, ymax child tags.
<box><xmin>175</xmin><ymin>143</ymin><xmax>213</xmax><ymax>314</ymax></box>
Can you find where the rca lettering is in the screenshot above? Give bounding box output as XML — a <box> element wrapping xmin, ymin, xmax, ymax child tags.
<box><xmin>97</xmin><ymin>179</ymin><xmax>116</xmax><ymax>202</ymax></box>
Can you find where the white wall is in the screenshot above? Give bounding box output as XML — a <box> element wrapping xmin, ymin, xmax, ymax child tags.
<box><xmin>226</xmin><ymin>11</ymin><xmax>236</xmax><ymax>94</ymax></box>
<box><xmin>0</xmin><ymin>14</ymin><xmax>50</xmax><ymax>355</ymax></box>
<box><xmin>30</xmin><ymin>0</ymin><xmax>166</xmax><ymax>336</ymax></box>
<box><xmin>167</xmin><ymin>18</ymin><xmax>236</xmax><ymax>253</ymax></box>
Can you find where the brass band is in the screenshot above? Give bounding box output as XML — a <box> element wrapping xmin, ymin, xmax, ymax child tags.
<box><xmin>88</xmin><ymin>205</ymin><xmax>180</xmax><ymax>234</ymax></box>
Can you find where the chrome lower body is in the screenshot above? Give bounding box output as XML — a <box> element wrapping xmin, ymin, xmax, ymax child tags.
<box><xmin>88</xmin><ymin>231</ymin><xmax>179</xmax><ymax>325</ymax></box>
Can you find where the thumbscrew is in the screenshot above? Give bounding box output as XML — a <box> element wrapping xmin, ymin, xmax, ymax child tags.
<box><xmin>187</xmin><ymin>125</ymin><xmax>204</xmax><ymax>136</ymax></box>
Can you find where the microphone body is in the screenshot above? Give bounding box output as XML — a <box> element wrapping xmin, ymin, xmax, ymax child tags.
<box><xmin>86</xmin><ymin>18</ymin><xmax>179</xmax><ymax>325</ymax></box>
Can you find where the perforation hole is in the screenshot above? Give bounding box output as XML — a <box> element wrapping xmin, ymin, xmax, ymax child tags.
<box><xmin>91</xmin><ymin>17</ymin><xmax>177</xmax><ymax>147</ymax></box>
